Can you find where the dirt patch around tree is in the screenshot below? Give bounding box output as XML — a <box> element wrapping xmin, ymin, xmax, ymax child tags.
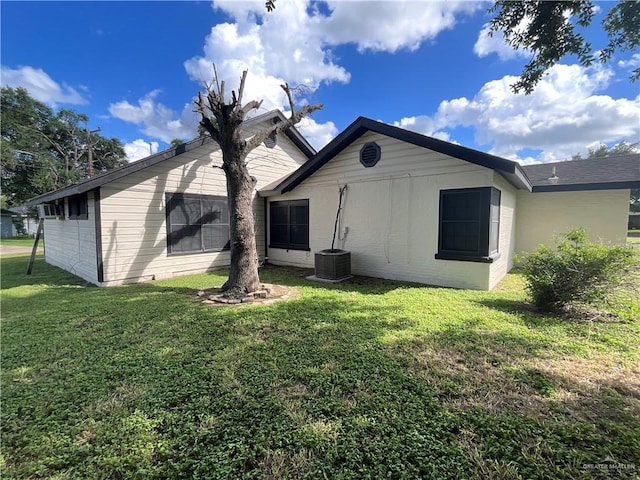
<box><xmin>195</xmin><ymin>283</ymin><xmax>299</xmax><ymax>307</ymax></box>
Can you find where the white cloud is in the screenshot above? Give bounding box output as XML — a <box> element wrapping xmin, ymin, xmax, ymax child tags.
<box><xmin>296</xmin><ymin>116</ymin><xmax>338</xmax><ymax>150</ymax></box>
<box><xmin>108</xmin><ymin>91</ymin><xmax>198</xmax><ymax>143</ymax></box>
<box><xmin>124</xmin><ymin>139</ymin><xmax>159</xmax><ymax>162</ymax></box>
<box><xmin>181</xmin><ymin>0</ymin><xmax>480</xmax><ymax>148</ymax></box>
<box><xmin>320</xmin><ymin>1</ymin><xmax>481</xmax><ymax>53</ymax></box>
<box><xmin>618</xmin><ymin>53</ymin><xmax>640</xmax><ymax>70</ymax></box>
<box><xmin>473</xmin><ymin>23</ymin><xmax>529</xmax><ymax>61</ymax></box>
<box><xmin>394</xmin><ymin>64</ymin><xmax>640</xmax><ymax>162</ymax></box>
<box><xmin>0</xmin><ymin>65</ymin><xmax>87</xmax><ymax>105</ymax></box>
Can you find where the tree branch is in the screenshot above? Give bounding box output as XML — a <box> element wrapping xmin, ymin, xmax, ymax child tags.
<box><xmin>239</xmin><ymin>99</ymin><xmax>263</xmax><ymax>119</ymax></box>
<box><xmin>26</xmin><ymin>126</ymin><xmax>68</xmax><ymax>160</ymax></box>
<box><xmin>281</xmin><ymin>82</ymin><xmax>296</xmax><ymax>116</ymax></box>
<box><xmin>243</xmin><ymin>102</ymin><xmax>322</xmax><ymax>154</ymax></box>
<box><xmin>237</xmin><ymin>70</ymin><xmax>248</xmax><ymax>108</ymax></box>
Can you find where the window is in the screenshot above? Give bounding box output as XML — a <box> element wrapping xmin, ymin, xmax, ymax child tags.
<box><xmin>269</xmin><ymin>199</ymin><xmax>309</xmax><ymax>250</ymax></box>
<box><xmin>436</xmin><ymin>187</ymin><xmax>501</xmax><ymax>263</ymax></box>
<box><xmin>166</xmin><ymin>193</ymin><xmax>230</xmax><ymax>254</ymax></box>
<box><xmin>38</xmin><ymin>203</ymin><xmax>64</xmax><ymax>219</ymax></box>
<box><xmin>68</xmin><ymin>193</ymin><xmax>88</xmax><ymax>220</ymax></box>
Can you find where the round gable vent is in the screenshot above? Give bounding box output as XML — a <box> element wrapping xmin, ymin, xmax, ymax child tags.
<box><xmin>360</xmin><ymin>142</ymin><xmax>381</xmax><ymax>168</ymax></box>
<box><xmin>263</xmin><ymin>130</ymin><xmax>277</xmax><ymax>149</ymax></box>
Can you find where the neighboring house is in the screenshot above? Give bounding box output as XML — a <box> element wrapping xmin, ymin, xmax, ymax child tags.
<box><xmin>1</xmin><ymin>209</ymin><xmax>17</xmax><ymax>238</ymax></box>
<box><xmin>630</xmin><ymin>212</ymin><xmax>640</xmax><ymax>230</ymax></box>
<box><xmin>260</xmin><ymin>118</ymin><xmax>639</xmax><ymax>290</ymax></box>
<box><xmin>25</xmin><ymin>111</ymin><xmax>314</xmax><ymax>285</ymax></box>
<box><xmin>26</xmin><ymin>113</ymin><xmax>640</xmax><ymax>290</ymax></box>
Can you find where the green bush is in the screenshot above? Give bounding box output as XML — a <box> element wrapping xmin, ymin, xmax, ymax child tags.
<box><xmin>519</xmin><ymin>228</ymin><xmax>638</xmax><ymax>313</ymax></box>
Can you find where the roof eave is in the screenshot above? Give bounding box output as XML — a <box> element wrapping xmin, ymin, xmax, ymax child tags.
<box><xmin>24</xmin><ymin>137</ymin><xmax>214</xmax><ymax>206</ymax></box>
<box><xmin>272</xmin><ymin>116</ymin><xmax>529</xmax><ymax>195</ymax></box>
<box><xmin>531</xmin><ymin>181</ymin><xmax>640</xmax><ymax>193</ymax></box>
<box><xmin>26</xmin><ymin>110</ymin><xmax>313</xmax><ymax>206</ymax></box>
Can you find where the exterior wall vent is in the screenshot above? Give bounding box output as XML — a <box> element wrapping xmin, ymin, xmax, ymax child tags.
<box><xmin>263</xmin><ymin>130</ymin><xmax>277</xmax><ymax>149</ymax></box>
<box><xmin>360</xmin><ymin>142</ymin><xmax>381</xmax><ymax>168</ymax></box>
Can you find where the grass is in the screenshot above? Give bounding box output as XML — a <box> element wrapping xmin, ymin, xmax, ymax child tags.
<box><xmin>2</xmin><ymin>256</ymin><xmax>639</xmax><ymax>479</ymax></box>
<box><xmin>0</xmin><ymin>237</ymin><xmax>36</xmax><ymax>247</ymax></box>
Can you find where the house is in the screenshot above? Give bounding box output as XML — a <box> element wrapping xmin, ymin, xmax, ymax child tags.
<box><xmin>260</xmin><ymin>118</ymin><xmax>639</xmax><ymax>290</ymax></box>
<box><xmin>25</xmin><ymin>111</ymin><xmax>315</xmax><ymax>286</ymax></box>
<box><xmin>26</xmin><ymin>113</ymin><xmax>640</xmax><ymax>290</ymax></box>
<box><xmin>1</xmin><ymin>209</ymin><xmax>18</xmax><ymax>238</ymax></box>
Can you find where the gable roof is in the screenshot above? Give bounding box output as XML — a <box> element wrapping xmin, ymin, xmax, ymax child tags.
<box><xmin>259</xmin><ymin>116</ymin><xmax>640</xmax><ymax>197</ymax></box>
<box><xmin>521</xmin><ymin>154</ymin><xmax>640</xmax><ymax>192</ymax></box>
<box><xmin>259</xmin><ymin>116</ymin><xmax>532</xmax><ymax>196</ymax></box>
<box><xmin>25</xmin><ymin>110</ymin><xmax>315</xmax><ymax>206</ymax></box>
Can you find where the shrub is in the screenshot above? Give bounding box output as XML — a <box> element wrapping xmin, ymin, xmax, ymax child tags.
<box><xmin>519</xmin><ymin>228</ymin><xmax>638</xmax><ymax>313</ymax></box>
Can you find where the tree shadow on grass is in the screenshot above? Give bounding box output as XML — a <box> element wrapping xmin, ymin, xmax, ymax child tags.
<box><xmin>2</xmin><ymin>272</ymin><xmax>474</xmax><ymax>479</ymax></box>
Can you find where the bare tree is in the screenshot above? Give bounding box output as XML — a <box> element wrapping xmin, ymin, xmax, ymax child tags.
<box><xmin>195</xmin><ymin>66</ymin><xmax>322</xmax><ymax>295</ymax></box>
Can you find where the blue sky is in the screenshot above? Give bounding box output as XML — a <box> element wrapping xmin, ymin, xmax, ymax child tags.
<box><xmin>2</xmin><ymin>1</ymin><xmax>638</xmax><ymax>163</ymax></box>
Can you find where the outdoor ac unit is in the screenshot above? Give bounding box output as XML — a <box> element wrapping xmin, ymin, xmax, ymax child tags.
<box><xmin>315</xmin><ymin>249</ymin><xmax>351</xmax><ymax>280</ymax></box>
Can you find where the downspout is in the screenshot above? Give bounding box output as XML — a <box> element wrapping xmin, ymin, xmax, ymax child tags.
<box><xmin>94</xmin><ymin>187</ymin><xmax>104</xmax><ymax>284</ymax></box>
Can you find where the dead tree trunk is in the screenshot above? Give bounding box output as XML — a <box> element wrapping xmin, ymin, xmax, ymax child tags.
<box><xmin>221</xmin><ymin>144</ymin><xmax>260</xmax><ymax>294</ymax></box>
<box><xmin>195</xmin><ymin>66</ymin><xmax>321</xmax><ymax>295</ymax></box>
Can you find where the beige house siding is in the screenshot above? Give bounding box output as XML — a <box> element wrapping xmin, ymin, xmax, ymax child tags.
<box><xmin>268</xmin><ymin>131</ymin><xmax>504</xmax><ymax>290</ymax></box>
<box><xmin>98</xmin><ymin>133</ymin><xmax>307</xmax><ymax>286</ymax></box>
<box><xmin>43</xmin><ymin>191</ymin><xmax>98</xmax><ymax>284</ymax></box>
<box><xmin>515</xmin><ymin>189</ymin><xmax>630</xmax><ymax>254</ymax></box>
<box><xmin>488</xmin><ymin>174</ymin><xmax>517</xmax><ymax>290</ymax></box>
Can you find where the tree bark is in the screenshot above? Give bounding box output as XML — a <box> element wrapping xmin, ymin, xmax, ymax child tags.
<box><xmin>195</xmin><ymin>66</ymin><xmax>322</xmax><ymax>296</ymax></box>
<box><xmin>221</xmin><ymin>146</ymin><xmax>261</xmax><ymax>294</ymax></box>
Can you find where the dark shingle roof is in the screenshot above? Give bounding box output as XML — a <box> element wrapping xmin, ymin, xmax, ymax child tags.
<box><xmin>522</xmin><ymin>154</ymin><xmax>640</xmax><ymax>192</ymax></box>
<box><xmin>25</xmin><ymin>110</ymin><xmax>315</xmax><ymax>206</ymax></box>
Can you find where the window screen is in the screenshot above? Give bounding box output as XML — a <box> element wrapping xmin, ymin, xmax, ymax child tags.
<box><xmin>269</xmin><ymin>199</ymin><xmax>309</xmax><ymax>250</ymax></box>
<box><xmin>68</xmin><ymin>193</ymin><xmax>88</xmax><ymax>220</ymax></box>
<box><xmin>437</xmin><ymin>187</ymin><xmax>501</xmax><ymax>262</ymax></box>
<box><xmin>166</xmin><ymin>193</ymin><xmax>230</xmax><ymax>254</ymax></box>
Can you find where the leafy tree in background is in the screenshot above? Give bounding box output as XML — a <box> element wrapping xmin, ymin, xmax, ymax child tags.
<box><xmin>0</xmin><ymin>87</ymin><xmax>127</xmax><ymax>207</ymax></box>
<box><xmin>170</xmin><ymin>138</ymin><xmax>185</xmax><ymax>148</ymax></box>
<box><xmin>488</xmin><ymin>0</ymin><xmax>640</xmax><ymax>93</ymax></box>
<box><xmin>572</xmin><ymin>141</ymin><xmax>639</xmax><ymax>160</ymax></box>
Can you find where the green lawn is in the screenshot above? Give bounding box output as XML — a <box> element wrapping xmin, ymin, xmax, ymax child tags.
<box><xmin>0</xmin><ymin>237</ymin><xmax>36</xmax><ymax>247</ymax></box>
<box><xmin>2</xmin><ymin>256</ymin><xmax>639</xmax><ymax>479</ymax></box>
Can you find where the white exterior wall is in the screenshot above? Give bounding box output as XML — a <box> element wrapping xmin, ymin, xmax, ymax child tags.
<box><xmin>99</xmin><ymin>133</ymin><xmax>307</xmax><ymax>285</ymax></box>
<box><xmin>515</xmin><ymin>189</ymin><xmax>630</xmax><ymax>254</ymax></box>
<box><xmin>488</xmin><ymin>173</ymin><xmax>517</xmax><ymax>290</ymax></box>
<box><xmin>267</xmin><ymin>131</ymin><xmax>509</xmax><ymax>290</ymax></box>
<box><xmin>43</xmin><ymin>192</ymin><xmax>98</xmax><ymax>284</ymax></box>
